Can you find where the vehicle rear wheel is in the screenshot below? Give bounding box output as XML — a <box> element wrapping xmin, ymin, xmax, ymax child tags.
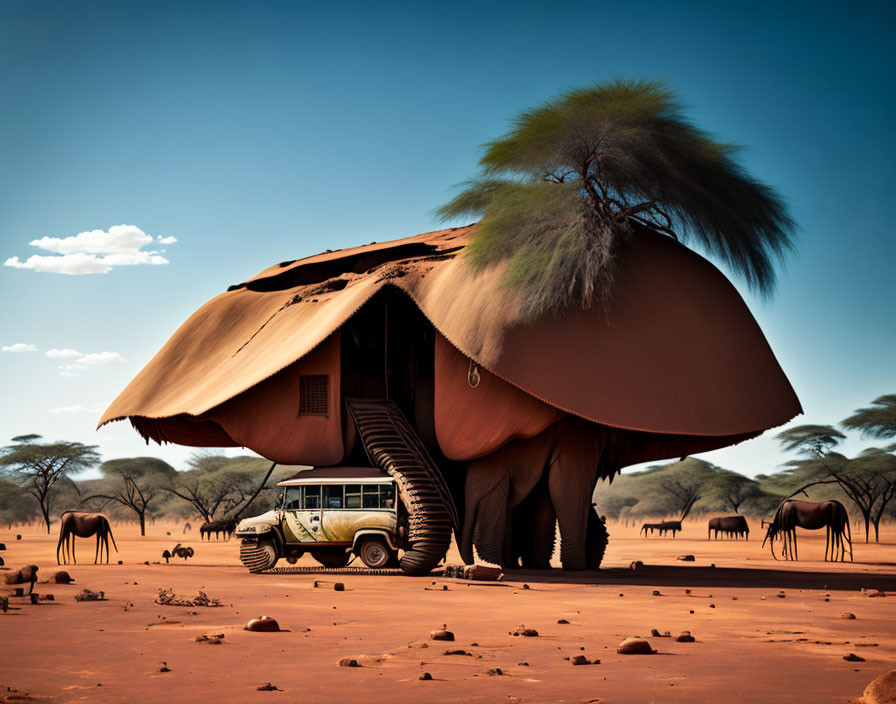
<box><xmin>240</xmin><ymin>539</ymin><xmax>279</xmax><ymax>573</ymax></box>
<box><xmin>311</xmin><ymin>549</ymin><xmax>351</xmax><ymax>568</ymax></box>
<box><xmin>357</xmin><ymin>537</ymin><xmax>393</xmax><ymax>569</ymax></box>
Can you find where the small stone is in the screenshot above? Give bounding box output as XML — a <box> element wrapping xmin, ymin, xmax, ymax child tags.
<box><xmin>685</xmin><ymin>589</ymin><xmax>691</xmax><ymax>594</ymax></box>
<box><xmin>443</xmin><ymin>649</ymin><xmax>471</xmax><ymax>656</ymax></box>
<box><xmin>338</xmin><ymin>658</ymin><xmax>360</xmax><ymax>667</ymax></box>
<box><xmin>518</xmin><ymin>661</ymin><xmax>529</xmax><ymax>666</ymax></box>
<box><xmin>430</xmin><ymin>626</ymin><xmax>454</xmax><ymax>641</ymax></box>
<box><xmin>864</xmin><ymin>589</ymin><xmax>884</xmax><ymax>598</ymax></box>
<box><xmin>256</xmin><ymin>682</ymin><xmax>279</xmax><ymax>691</ymax></box>
<box><xmin>629</xmin><ymin>560</ymin><xmax>643</xmax><ymax>570</ymax></box>
<box><xmin>246</xmin><ymin>617</ymin><xmax>280</xmax><ymax>632</ymax></box>
<box><xmin>843</xmin><ymin>653</ymin><xmax>865</xmax><ymax>662</ymax></box>
<box><xmin>158</xmin><ymin>662</ymin><xmax>170</xmax><ymax>672</ymax></box>
<box><xmin>557</xmin><ymin>618</ymin><xmax>570</xmax><ymax>624</ymax></box>
<box><xmin>418</xmin><ymin>672</ymin><xmax>432</xmax><ymax>681</ymax></box>
<box><xmin>676</xmin><ymin>632</ymin><xmax>695</xmax><ymax>643</ymax></box>
<box><xmin>842</xmin><ymin>612</ymin><xmax>857</xmax><ymax>620</ymax></box>
<box><xmin>618</xmin><ymin>593</ymin><xmax>624</xmax><ymax>597</ymax></box>
<box><xmin>709</xmin><ymin>603</ymin><xmax>716</xmax><ymax>608</ymax></box>
<box><xmin>522</xmin><ymin>584</ymin><xmax>530</xmax><ymax>589</ymax></box>
<box><xmin>617</xmin><ymin>638</ymin><xmax>654</xmax><ymax>654</ymax></box>
<box><xmin>777</xmin><ymin>591</ymin><xmax>786</xmax><ymax>598</ymax></box>
<box><xmin>52</xmin><ymin>571</ymin><xmax>73</xmax><ymax>584</ymax></box>
<box><xmin>334</xmin><ymin>583</ymin><xmax>345</xmax><ymax>591</ymax></box>
<box><xmin>511</xmin><ymin>625</ymin><xmax>539</xmax><ymax>637</ymax></box>
<box><xmin>689</xmin><ymin>610</ymin><xmax>695</xmax><ymax>614</ymax></box>
<box><xmin>487</xmin><ymin>668</ymin><xmax>503</xmax><ymax>676</ymax></box>
<box><xmin>570</xmin><ymin>655</ymin><xmax>590</xmax><ymax>665</ymax></box>
<box><xmin>677</xmin><ymin>554</ymin><xmax>695</xmax><ymax>561</ymax></box>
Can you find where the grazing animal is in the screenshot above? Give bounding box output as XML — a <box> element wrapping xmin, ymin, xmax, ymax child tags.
<box><xmin>171</xmin><ymin>543</ymin><xmax>194</xmax><ymax>560</ymax></box>
<box><xmin>5</xmin><ymin>564</ymin><xmax>38</xmax><ymax>593</ymax></box>
<box><xmin>56</xmin><ymin>512</ymin><xmax>118</xmax><ymax>565</ymax></box>
<box><xmin>762</xmin><ymin>499</ymin><xmax>852</xmax><ymax>561</ymax></box>
<box><xmin>708</xmin><ymin>515</ymin><xmax>749</xmax><ymax>540</ymax></box>
<box><xmin>640</xmin><ymin>520</ymin><xmax>682</xmax><ymax>538</ymax></box>
<box><xmin>200</xmin><ymin>519</ymin><xmax>235</xmax><ymax>541</ymax></box>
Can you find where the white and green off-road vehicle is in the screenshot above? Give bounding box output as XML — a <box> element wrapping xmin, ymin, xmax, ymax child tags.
<box><xmin>236</xmin><ymin>467</ymin><xmax>403</xmax><ymax>572</ymax></box>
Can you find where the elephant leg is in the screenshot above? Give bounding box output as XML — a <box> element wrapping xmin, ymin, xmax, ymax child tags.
<box><xmin>547</xmin><ymin>422</ymin><xmax>602</xmax><ymax>571</ymax></box>
<box><xmin>527</xmin><ymin>489</ymin><xmax>556</xmax><ymax>569</ymax></box>
<box><xmin>461</xmin><ymin>461</ymin><xmax>510</xmax><ymax>566</ymax></box>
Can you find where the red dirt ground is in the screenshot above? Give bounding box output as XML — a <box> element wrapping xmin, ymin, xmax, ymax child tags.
<box><xmin>2</xmin><ymin>518</ymin><xmax>894</xmax><ymax>704</ymax></box>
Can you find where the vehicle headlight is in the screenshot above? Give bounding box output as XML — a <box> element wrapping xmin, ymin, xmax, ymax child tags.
<box><xmin>238</xmin><ymin>525</ymin><xmax>256</xmax><ymax>533</ymax></box>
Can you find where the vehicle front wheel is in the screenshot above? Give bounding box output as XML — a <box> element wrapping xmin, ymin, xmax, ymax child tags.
<box><xmin>240</xmin><ymin>539</ymin><xmax>279</xmax><ymax>573</ymax></box>
<box><xmin>357</xmin><ymin>537</ymin><xmax>393</xmax><ymax>569</ymax></box>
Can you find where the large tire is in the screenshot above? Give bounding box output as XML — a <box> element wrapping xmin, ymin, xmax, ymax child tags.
<box><xmin>240</xmin><ymin>539</ymin><xmax>279</xmax><ymax>573</ymax></box>
<box><xmin>357</xmin><ymin>537</ymin><xmax>393</xmax><ymax>569</ymax></box>
<box><xmin>585</xmin><ymin>508</ymin><xmax>609</xmax><ymax>570</ymax></box>
<box><xmin>311</xmin><ymin>549</ymin><xmax>352</xmax><ymax>568</ymax></box>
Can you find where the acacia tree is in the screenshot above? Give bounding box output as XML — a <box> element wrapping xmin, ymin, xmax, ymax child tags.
<box><xmin>0</xmin><ymin>435</ymin><xmax>100</xmax><ymax>532</ymax></box>
<box><xmin>713</xmin><ymin>473</ymin><xmax>763</xmax><ymax>514</ymax></box>
<box><xmin>438</xmin><ymin>79</ymin><xmax>796</xmax><ymax>320</ymax></box>
<box><xmin>86</xmin><ymin>457</ymin><xmax>177</xmax><ymax>536</ymax></box>
<box><xmin>842</xmin><ymin>395</ymin><xmax>896</xmax><ymax>440</ymax></box>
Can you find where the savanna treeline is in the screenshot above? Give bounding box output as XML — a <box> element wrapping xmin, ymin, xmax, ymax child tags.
<box><xmin>596</xmin><ymin>395</ymin><xmax>896</xmax><ymax>542</ymax></box>
<box><xmin>1</xmin><ymin>395</ymin><xmax>894</xmax><ymax>540</ymax></box>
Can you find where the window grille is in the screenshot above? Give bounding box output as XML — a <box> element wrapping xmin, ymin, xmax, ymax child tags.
<box><xmin>299</xmin><ymin>375</ymin><xmax>329</xmax><ymax>415</ymax></box>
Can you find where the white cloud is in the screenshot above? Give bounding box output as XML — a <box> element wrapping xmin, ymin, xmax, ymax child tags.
<box><xmin>58</xmin><ymin>350</ymin><xmax>125</xmax><ymax>376</ymax></box>
<box><xmin>2</xmin><ymin>343</ymin><xmax>38</xmax><ymax>353</ymax></box>
<box><xmin>46</xmin><ymin>348</ymin><xmax>82</xmax><ymax>358</ymax></box>
<box><xmin>4</xmin><ymin>225</ymin><xmax>175</xmax><ymax>275</ymax></box>
<box><xmin>50</xmin><ymin>405</ymin><xmax>99</xmax><ymax>415</ymax></box>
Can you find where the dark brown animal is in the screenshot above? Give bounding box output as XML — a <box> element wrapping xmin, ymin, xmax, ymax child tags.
<box><xmin>762</xmin><ymin>499</ymin><xmax>852</xmax><ymax>561</ymax></box>
<box><xmin>56</xmin><ymin>512</ymin><xmax>118</xmax><ymax>564</ymax></box>
<box><xmin>708</xmin><ymin>515</ymin><xmax>749</xmax><ymax>540</ymax></box>
<box><xmin>5</xmin><ymin>565</ymin><xmax>38</xmax><ymax>593</ymax></box>
<box><xmin>171</xmin><ymin>543</ymin><xmax>194</xmax><ymax>560</ymax></box>
<box><xmin>641</xmin><ymin>520</ymin><xmax>682</xmax><ymax>537</ymax></box>
<box><xmin>200</xmin><ymin>519</ymin><xmax>235</xmax><ymax>541</ymax></box>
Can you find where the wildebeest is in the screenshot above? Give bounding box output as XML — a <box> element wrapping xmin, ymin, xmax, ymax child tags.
<box><xmin>5</xmin><ymin>564</ymin><xmax>38</xmax><ymax>593</ymax></box>
<box><xmin>56</xmin><ymin>512</ymin><xmax>118</xmax><ymax>564</ymax></box>
<box><xmin>199</xmin><ymin>519</ymin><xmax>235</xmax><ymax>541</ymax></box>
<box><xmin>640</xmin><ymin>520</ymin><xmax>682</xmax><ymax>538</ymax></box>
<box><xmin>762</xmin><ymin>499</ymin><xmax>852</xmax><ymax>561</ymax></box>
<box><xmin>708</xmin><ymin>515</ymin><xmax>749</xmax><ymax>540</ymax></box>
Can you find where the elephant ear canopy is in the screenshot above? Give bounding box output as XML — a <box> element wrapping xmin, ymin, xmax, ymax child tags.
<box><xmin>98</xmin><ymin>224</ymin><xmax>800</xmax><ymax>457</ymax></box>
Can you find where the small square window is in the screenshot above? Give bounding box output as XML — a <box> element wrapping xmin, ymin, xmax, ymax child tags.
<box><xmin>299</xmin><ymin>375</ymin><xmax>329</xmax><ymax>415</ymax></box>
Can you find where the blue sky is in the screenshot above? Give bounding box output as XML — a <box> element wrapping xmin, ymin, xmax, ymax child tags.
<box><xmin>1</xmin><ymin>0</ymin><xmax>893</xmax><ymax>478</ymax></box>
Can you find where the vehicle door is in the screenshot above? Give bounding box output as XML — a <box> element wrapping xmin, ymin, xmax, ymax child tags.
<box><xmin>281</xmin><ymin>485</ymin><xmax>324</xmax><ymax>544</ymax></box>
<box><xmin>320</xmin><ymin>482</ymin><xmax>397</xmax><ymax>541</ymax></box>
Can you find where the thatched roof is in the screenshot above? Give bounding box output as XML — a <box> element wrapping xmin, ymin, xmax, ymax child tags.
<box><xmin>99</xmin><ymin>224</ymin><xmax>800</xmax><ymax>442</ymax></box>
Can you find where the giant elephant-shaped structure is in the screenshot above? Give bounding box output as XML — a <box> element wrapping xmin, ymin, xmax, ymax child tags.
<box><xmin>99</xmin><ymin>225</ymin><xmax>801</xmax><ymax>572</ymax></box>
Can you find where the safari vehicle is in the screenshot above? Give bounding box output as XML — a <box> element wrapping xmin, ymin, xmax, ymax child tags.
<box><xmin>236</xmin><ymin>467</ymin><xmax>403</xmax><ymax>573</ymax></box>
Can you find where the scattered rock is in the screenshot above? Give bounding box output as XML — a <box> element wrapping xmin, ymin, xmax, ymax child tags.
<box><xmin>486</xmin><ymin>668</ymin><xmax>504</xmax><ymax>676</ymax></box>
<box><xmin>51</xmin><ymin>570</ymin><xmax>73</xmax><ymax>584</ymax></box>
<box><xmin>617</xmin><ymin>638</ymin><xmax>654</xmax><ymax>654</ymax></box>
<box><xmin>862</xmin><ymin>668</ymin><xmax>896</xmax><ymax>704</ymax></box>
<box><xmin>522</xmin><ymin>584</ymin><xmax>530</xmax><ymax>590</ymax></box>
<box><xmin>557</xmin><ymin>618</ymin><xmax>570</xmax><ymax>624</ymax></box>
<box><xmin>571</xmin><ymin>655</ymin><xmax>598</xmax><ymax>666</ymax></box>
<box><xmin>443</xmin><ymin>649</ymin><xmax>471</xmax><ymax>656</ymax></box>
<box><xmin>677</xmin><ymin>555</ymin><xmax>695</xmax><ymax>562</ymax></box>
<box><xmin>842</xmin><ymin>612</ymin><xmax>857</xmax><ymax>620</ymax></box>
<box><xmin>338</xmin><ymin>658</ymin><xmax>360</xmax><ymax>668</ymax></box>
<box><xmin>709</xmin><ymin>603</ymin><xmax>716</xmax><ymax>609</ymax></box>
<box><xmin>777</xmin><ymin>591</ymin><xmax>786</xmax><ymax>598</ymax></box>
<box><xmin>256</xmin><ymin>682</ymin><xmax>279</xmax><ymax>691</ymax></box>
<box><xmin>652</xmin><ymin>590</ymin><xmax>662</xmax><ymax>596</ymax></box>
<box><xmin>418</xmin><ymin>672</ymin><xmax>432</xmax><ymax>681</ymax></box>
<box><xmin>155</xmin><ymin>588</ymin><xmax>220</xmax><ymax>607</ymax></box>
<box><xmin>843</xmin><ymin>653</ymin><xmax>865</xmax><ymax>662</ymax></box>
<box><xmin>864</xmin><ymin>589</ymin><xmax>885</xmax><ymax>598</ymax></box>
<box><xmin>158</xmin><ymin>662</ymin><xmax>170</xmax><ymax>672</ymax></box>
<box><xmin>518</xmin><ymin>661</ymin><xmax>529</xmax><ymax>666</ymax></box>
<box><xmin>430</xmin><ymin>625</ymin><xmax>455</xmax><ymax>641</ymax></box>
<box><xmin>195</xmin><ymin>634</ymin><xmax>225</xmax><ymax>644</ymax></box>
<box><xmin>75</xmin><ymin>588</ymin><xmax>105</xmax><ymax>602</ymax></box>
<box><xmin>246</xmin><ymin>617</ymin><xmax>281</xmax><ymax>632</ymax></box>
<box><xmin>511</xmin><ymin>625</ymin><xmax>539</xmax><ymax>637</ymax></box>
<box><xmin>676</xmin><ymin>632</ymin><xmax>696</xmax><ymax>643</ymax></box>
<box><xmin>334</xmin><ymin>583</ymin><xmax>345</xmax><ymax>592</ymax></box>
<box><xmin>629</xmin><ymin>560</ymin><xmax>643</xmax><ymax>570</ymax></box>
<box><xmin>651</xmin><ymin>629</ymin><xmax>671</xmax><ymax>638</ymax></box>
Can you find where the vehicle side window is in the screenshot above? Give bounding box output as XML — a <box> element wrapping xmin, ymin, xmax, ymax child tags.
<box><xmin>345</xmin><ymin>486</ymin><xmax>362</xmax><ymax>509</ymax></box>
<box><xmin>283</xmin><ymin>487</ymin><xmax>302</xmax><ymax>510</ymax></box>
<box><xmin>303</xmin><ymin>485</ymin><xmax>322</xmax><ymax>510</ymax></box>
<box><xmin>322</xmin><ymin>485</ymin><xmax>343</xmax><ymax>509</ymax></box>
<box><xmin>362</xmin><ymin>485</ymin><xmax>380</xmax><ymax>509</ymax></box>
<box><xmin>382</xmin><ymin>486</ymin><xmax>396</xmax><ymax>509</ymax></box>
